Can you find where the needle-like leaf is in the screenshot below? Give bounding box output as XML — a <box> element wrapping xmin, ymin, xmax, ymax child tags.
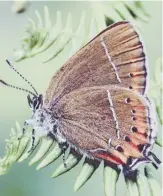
<box><xmin>36</xmin><ymin>142</ymin><xmax>64</xmax><ymax>170</ymax></box>
<box><xmin>103</xmin><ymin>162</ymin><xmax>120</xmax><ymax>196</ymax></box>
<box><xmin>29</xmin><ymin>137</ymin><xmax>53</xmax><ymax>166</ymax></box>
<box><xmin>145</xmin><ymin>165</ymin><xmax>162</xmax><ymax>196</ymax></box>
<box><xmin>51</xmin><ymin>148</ymin><xmax>82</xmax><ymax>178</ymax></box>
<box><xmin>136</xmin><ymin>171</ymin><xmax>152</xmax><ymax>196</ymax></box>
<box><xmin>74</xmin><ymin>158</ymin><xmax>100</xmax><ymax>192</ymax></box>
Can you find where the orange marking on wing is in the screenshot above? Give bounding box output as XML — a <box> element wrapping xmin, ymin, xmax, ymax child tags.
<box><xmin>123</xmin><ymin>138</ymin><xmax>142</xmax><ymax>158</ymax></box>
<box><xmin>137</xmin><ymin>127</ymin><xmax>147</xmax><ymax>134</ymax></box>
<box><xmin>133</xmin><ymin>132</ymin><xmax>147</xmax><ymax>142</ymax></box>
<box><xmin>92</xmin><ymin>151</ymin><xmax>124</xmax><ymax>165</ymax></box>
<box><xmin>133</xmin><ymin>106</ymin><xmax>147</xmax><ymax>111</ymax></box>
<box><xmin>129</xmin><ymin>134</ymin><xmax>146</xmax><ymax>145</ymax></box>
<box><xmin>130</xmin><ymin>141</ymin><xmax>139</xmax><ymax>149</ymax></box>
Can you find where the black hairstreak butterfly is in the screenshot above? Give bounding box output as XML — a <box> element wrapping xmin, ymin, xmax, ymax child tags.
<box><xmin>0</xmin><ymin>21</ymin><xmax>161</xmax><ymax>175</ymax></box>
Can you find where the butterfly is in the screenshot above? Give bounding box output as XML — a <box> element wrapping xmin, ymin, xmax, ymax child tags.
<box><xmin>1</xmin><ymin>21</ymin><xmax>160</xmax><ymax>176</ymax></box>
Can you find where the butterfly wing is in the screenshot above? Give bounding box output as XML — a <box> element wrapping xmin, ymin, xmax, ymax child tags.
<box><xmin>45</xmin><ymin>21</ymin><xmax>147</xmax><ymax>106</ymax></box>
<box><xmin>53</xmin><ymin>86</ymin><xmax>155</xmax><ymax>165</ymax></box>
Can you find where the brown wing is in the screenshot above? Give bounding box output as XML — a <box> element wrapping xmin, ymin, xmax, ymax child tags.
<box><xmin>53</xmin><ymin>86</ymin><xmax>155</xmax><ymax>165</ymax></box>
<box><xmin>45</xmin><ymin>21</ymin><xmax>147</xmax><ymax>107</ymax></box>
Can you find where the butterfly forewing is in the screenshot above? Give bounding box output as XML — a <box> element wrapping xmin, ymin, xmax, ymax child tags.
<box><xmin>52</xmin><ymin>86</ymin><xmax>154</xmax><ymax>165</ymax></box>
<box><xmin>45</xmin><ymin>21</ymin><xmax>147</xmax><ymax>107</ymax></box>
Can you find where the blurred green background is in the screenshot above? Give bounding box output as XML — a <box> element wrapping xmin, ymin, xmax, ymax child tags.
<box><xmin>0</xmin><ymin>1</ymin><xmax>162</xmax><ymax>196</ymax></box>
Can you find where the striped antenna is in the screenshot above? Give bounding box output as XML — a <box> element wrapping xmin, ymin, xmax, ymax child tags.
<box><xmin>0</xmin><ymin>79</ymin><xmax>36</xmax><ymax>96</ymax></box>
<box><xmin>6</xmin><ymin>59</ymin><xmax>38</xmax><ymax>95</ymax></box>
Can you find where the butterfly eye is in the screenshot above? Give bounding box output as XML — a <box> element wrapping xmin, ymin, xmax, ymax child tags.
<box><xmin>31</xmin><ymin>95</ymin><xmax>43</xmax><ymax>111</ymax></box>
<box><xmin>35</xmin><ymin>103</ymin><xmax>40</xmax><ymax>110</ymax></box>
<box><xmin>129</xmin><ymin>86</ymin><xmax>133</xmax><ymax>89</ymax></box>
<box><xmin>33</xmin><ymin>99</ymin><xmax>38</xmax><ymax>108</ymax></box>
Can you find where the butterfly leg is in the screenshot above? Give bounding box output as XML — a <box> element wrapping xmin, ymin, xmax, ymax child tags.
<box><xmin>123</xmin><ymin>157</ymin><xmax>152</xmax><ymax>176</ymax></box>
<box><xmin>147</xmin><ymin>151</ymin><xmax>161</xmax><ymax>169</ymax></box>
<box><xmin>59</xmin><ymin>142</ymin><xmax>68</xmax><ymax>168</ymax></box>
<box><xmin>148</xmin><ymin>151</ymin><xmax>161</xmax><ymax>164</ymax></box>
<box><xmin>28</xmin><ymin>129</ymin><xmax>35</xmax><ymax>153</ymax></box>
<box><xmin>18</xmin><ymin>121</ymin><xmax>28</xmax><ymax>140</ymax></box>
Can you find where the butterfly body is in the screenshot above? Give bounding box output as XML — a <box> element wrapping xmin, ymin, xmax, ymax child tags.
<box><xmin>1</xmin><ymin>21</ymin><xmax>160</xmax><ymax>174</ymax></box>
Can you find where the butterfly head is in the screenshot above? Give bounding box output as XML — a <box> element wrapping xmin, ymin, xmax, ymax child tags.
<box><xmin>27</xmin><ymin>94</ymin><xmax>43</xmax><ymax>112</ymax></box>
<box><xmin>26</xmin><ymin>93</ymin><xmax>55</xmax><ymax>135</ymax></box>
<box><xmin>1</xmin><ymin>60</ymin><xmax>44</xmax><ymax>113</ymax></box>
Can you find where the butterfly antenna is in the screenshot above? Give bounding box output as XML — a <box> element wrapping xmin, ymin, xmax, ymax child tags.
<box><xmin>6</xmin><ymin>59</ymin><xmax>38</xmax><ymax>95</ymax></box>
<box><xmin>0</xmin><ymin>79</ymin><xmax>36</xmax><ymax>96</ymax></box>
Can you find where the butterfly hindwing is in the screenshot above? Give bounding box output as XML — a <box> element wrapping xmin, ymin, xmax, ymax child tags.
<box><xmin>45</xmin><ymin>21</ymin><xmax>147</xmax><ymax>107</ymax></box>
<box><xmin>52</xmin><ymin>86</ymin><xmax>155</xmax><ymax>165</ymax></box>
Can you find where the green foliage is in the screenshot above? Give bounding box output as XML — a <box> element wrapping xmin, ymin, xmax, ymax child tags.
<box><xmin>148</xmin><ymin>58</ymin><xmax>163</xmax><ymax>124</ymax></box>
<box><xmin>13</xmin><ymin>1</ymin><xmax>148</xmax><ymax>63</ymax></box>
<box><xmin>13</xmin><ymin>6</ymin><xmax>103</xmax><ymax>63</ymax></box>
<box><xmin>0</xmin><ymin>121</ymin><xmax>161</xmax><ymax>196</ymax></box>
<box><xmin>91</xmin><ymin>1</ymin><xmax>149</xmax><ymax>26</ymax></box>
<box><xmin>1</xmin><ymin>2</ymin><xmax>162</xmax><ymax>196</ymax></box>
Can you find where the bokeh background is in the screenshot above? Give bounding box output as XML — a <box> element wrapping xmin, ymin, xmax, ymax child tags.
<box><xmin>0</xmin><ymin>1</ymin><xmax>162</xmax><ymax>196</ymax></box>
